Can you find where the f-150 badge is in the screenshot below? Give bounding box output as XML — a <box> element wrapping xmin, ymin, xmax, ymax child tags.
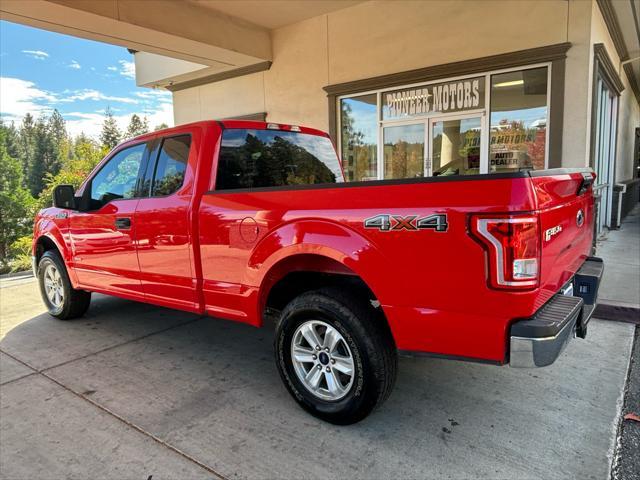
<box><xmin>545</xmin><ymin>225</ymin><xmax>563</xmax><ymax>242</ymax></box>
<box><xmin>364</xmin><ymin>214</ymin><xmax>448</xmax><ymax>232</ymax></box>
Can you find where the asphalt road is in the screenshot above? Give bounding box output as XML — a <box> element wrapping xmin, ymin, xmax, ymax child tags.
<box><xmin>0</xmin><ymin>277</ymin><xmax>635</xmax><ymax>479</ymax></box>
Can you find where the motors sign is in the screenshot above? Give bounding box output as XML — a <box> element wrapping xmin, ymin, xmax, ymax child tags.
<box><xmin>383</xmin><ymin>77</ymin><xmax>485</xmax><ymax>119</ymax></box>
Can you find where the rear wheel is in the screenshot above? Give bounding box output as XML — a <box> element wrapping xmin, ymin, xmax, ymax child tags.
<box><xmin>275</xmin><ymin>287</ymin><xmax>397</xmax><ymax>424</ymax></box>
<box><xmin>38</xmin><ymin>251</ymin><xmax>91</xmax><ymax>319</ymax></box>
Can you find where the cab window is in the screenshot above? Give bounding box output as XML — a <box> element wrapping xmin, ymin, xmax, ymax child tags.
<box><xmin>90</xmin><ymin>143</ymin><xmax>146</xmax><ymax>208</ymax></box>
<box><xmin>151</xmin><ymin>135</ymin><xmax>190</xmax><ymax>196</ymax></box>
<box><xmin>216</xmin><ymin>129</ymin><xmax>342</xmax><ymax>190</ymax></box>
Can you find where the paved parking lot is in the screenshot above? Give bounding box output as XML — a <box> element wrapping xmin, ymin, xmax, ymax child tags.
<box><xmin>0</xmin><ymin>277</ymin><xmax>635</xmax><ymax>479</ymax></box>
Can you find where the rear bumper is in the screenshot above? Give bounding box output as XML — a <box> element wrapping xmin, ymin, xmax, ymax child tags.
<box><xmin>509</xmin><ymin>257</ymin><xmax>604</xmax><ymax>368</ymax></box>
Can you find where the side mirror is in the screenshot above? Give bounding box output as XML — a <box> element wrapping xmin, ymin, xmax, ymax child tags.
<box><xmin>53</xmin><ymin>185</ymin><xmax>76</xmax><ymax>209</ymax></box>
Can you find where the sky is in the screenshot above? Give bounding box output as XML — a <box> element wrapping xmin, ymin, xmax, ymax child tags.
<box><xmin>0</xmin><ymin>20</ymin><xmax>173</xmax><ymax>139</ymax></box>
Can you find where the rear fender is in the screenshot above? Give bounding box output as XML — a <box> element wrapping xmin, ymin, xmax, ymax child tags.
<box><xmin>247</xmin><ymin>219</ymin><xmax>392</xmax><ymax>315</ymax></box>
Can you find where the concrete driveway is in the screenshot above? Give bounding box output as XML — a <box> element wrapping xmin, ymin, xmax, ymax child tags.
<box><xmin>0</xmin><ymin>277</ymin><xmax>635</xmax><ymax>480</ymax></box>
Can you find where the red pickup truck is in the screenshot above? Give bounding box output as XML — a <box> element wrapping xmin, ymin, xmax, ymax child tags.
<box><xmin>33</xmin><ymin>120</ymin><xmax>603</xmax><ymax>424</ymax></box>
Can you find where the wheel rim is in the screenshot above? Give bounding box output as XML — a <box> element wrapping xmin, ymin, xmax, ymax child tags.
<box><xmin>44</xmin><ymin>264</ymin><xmax>64</xmax><ymax>308</ymax></box>
<box><xmin>291</xmin><ymin>320</ymin><xmax>355</xmax><ymax>401</ymax></box>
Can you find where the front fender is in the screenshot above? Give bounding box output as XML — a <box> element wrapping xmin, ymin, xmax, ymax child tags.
<box><xmin>33</xmin><ymin>216</ymin><xmax>79</xmax><ymax>287</ymax></box>
<box><xmin>245</xmin><ymin>219</ymin><xmax>393</xmax><ymax>303</ymax></box>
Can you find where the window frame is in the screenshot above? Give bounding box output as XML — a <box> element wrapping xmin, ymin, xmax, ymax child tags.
<box><xmin>142</xmin><ymin>133</ymin><xmax>192</xmax><ymax>199</ymax></box>
<box><xmin>84</xmin><ymin>140</ymin><xmax>151</xmax><ymax>210</ymax></box>
<box><xmin>336</xmin><ymin>62</ymin><xmax>552</xmax><ymax>179</ymax></box>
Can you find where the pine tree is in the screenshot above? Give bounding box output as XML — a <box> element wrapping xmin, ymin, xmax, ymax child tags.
<box><xmin>100</xmin><ymin>108</ymin><xmax>121</xmax><ymax>150</ymax></box>
<box><xmin>124</xmin><ymin>114</ymin><xmax>149</xmax><ymax>139</ymax></box>
<box><xmin>28</xmin><ymin>116</ymin><xmax>52</xmax><ymax>196</ymax></box>
<box><xmin>18</xmin><ymin>113</ymin><xmax>35</xmax><ymax>187</ymax></box>
<box><xmin>47</xmin><ymin>109</ymin><xmax>68</xmax><ymax>176</ymax></box>
<box><xmin>154</xmin><ymin>123</ymin><xmax>169</xmax><ymax>131</ymax></box>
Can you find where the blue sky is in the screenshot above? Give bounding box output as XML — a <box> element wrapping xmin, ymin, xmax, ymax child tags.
<box><xmin>0</xmin><ymin>20</ymin><xmax>173</xmax><ymax>138</ymax></box>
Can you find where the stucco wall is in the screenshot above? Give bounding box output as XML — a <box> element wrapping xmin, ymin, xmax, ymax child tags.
<box><xmin>589</xmin><ymin>1</ymin><xmax>640</xmax><ymax>183</ymax></box>
<box><xmin>173</xmin><ymin>0</ymin><xmax>571</xmax><ymax>133</ymax></box>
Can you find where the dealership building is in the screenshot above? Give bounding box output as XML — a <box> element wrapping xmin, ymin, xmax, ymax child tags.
<box><xmin>2</xmin><ymin>0</ymin><xmax>639</xmax><ymax>233</ymax></box>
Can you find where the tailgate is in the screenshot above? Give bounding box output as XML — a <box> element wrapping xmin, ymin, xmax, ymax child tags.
<box><xmin>530</xmin><ymin>169</ymin><xmax>595</xmax><ymax>298</ymax></box>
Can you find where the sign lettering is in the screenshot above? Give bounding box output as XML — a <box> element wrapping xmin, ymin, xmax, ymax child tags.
<box><xmin>383</xmin><ymin>77</ymin><xmax>484</xmax><ymax>119</ymax></box>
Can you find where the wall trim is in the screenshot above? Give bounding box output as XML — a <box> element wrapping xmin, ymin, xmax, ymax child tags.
<box><xmin>595</xmin><ymin>0</ymin><xmax>629</xmax><ymax>61</ymax></box>
<box><xmin>166</xmin><ymin>61</ymin><xmax>272</xmax><ymax>92</ymax></box>
<box><xmin>326</xmin><ymin>43</ymin><xmax>570</xmax><ymax>167</ymax></box>
<box><xmin>593</xmin><ymin>44</ymin><xmax>625</xmax><ymax>95</ymax></box>
<box><xmin>623</xmin><ymin>63</ymin><xmax>640</xmax><ymax>104</ymax></box>
<box><xmin>323</xmin><ymin>43</ymin><xmax>571</xmax><ymax>96</ymax></box>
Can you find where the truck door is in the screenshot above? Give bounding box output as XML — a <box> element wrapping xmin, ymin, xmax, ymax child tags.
<box><xmin>69</xmin><ymin>142</ymin><xmax>148</xmax><ymax>296</ymax></box>
<box><xmin>134</xmin><ymin>133</ymin><xmax>197</xmax><ymax>311</ymax></box>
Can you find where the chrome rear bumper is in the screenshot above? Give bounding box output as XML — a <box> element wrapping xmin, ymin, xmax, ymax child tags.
<box><xmin>509</xmin><ymin>257</ymin><xmax>603</xmax><ymax>368</ymax></box>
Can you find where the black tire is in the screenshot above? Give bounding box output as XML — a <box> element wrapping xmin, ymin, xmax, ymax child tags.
<box><xmin>275</xmin><ymin>286</ymin><xmax>397</xmax><ymax>425</ymax></box>
<box><xmin>37</xmin><ymin>250</ymin><xmax>91</xmax><ymax>320</ymax></box>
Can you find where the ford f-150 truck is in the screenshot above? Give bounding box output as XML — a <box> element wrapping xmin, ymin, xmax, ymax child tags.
<box><xmin>33</xmin><ymin>120</ymin><xmax>603</xmax><ymax>424</ymax></box>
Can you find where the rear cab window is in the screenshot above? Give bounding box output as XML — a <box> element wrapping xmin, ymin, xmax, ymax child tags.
<box><xmin>215</xmin><ymin>129</ymin><xmax>342</xmax><ymax>191</ymax></box>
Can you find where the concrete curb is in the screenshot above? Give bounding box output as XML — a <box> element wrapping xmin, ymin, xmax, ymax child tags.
<box><xmin>595</xmin><ymin>304</ymin><xmax>640</xmax><ymax>325</ymax></box>
<box><xmin>0</xmin><ymin>270</ymin><xmax>33</xmax><ymax>280</ymax></box>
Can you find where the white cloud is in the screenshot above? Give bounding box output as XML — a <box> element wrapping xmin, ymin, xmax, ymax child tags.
<box><xmin>118</xmin><ymin>60</ymin><xmax>136</xmax><ymax>79</ymax></box>
<box><xmin>65</xmin><ymin>103</ymin><xmax>173</xmax><ymax>138</ymax></box>
<box><xmin>0</xmin><ymin>76</ymin><xmax>172</xmax><ymax>140</ymax></box>
<box><xmin>68</xmin><ymin>60</ymin><xmax>81</xmax><ymax>69</ymax></box>
<box><xmin>60</xmin><ymin>89</ymin><xmax>139</xmax><ymax>104</ymax></box>
<box><xmin>107</xmin><ymin>66</ymin><xmax>118</xmax><ymax>72</ymax></box>
<box><xmin>0</xmin><ymin>77</ymin><xmax>56</xmax><ymax>122</ymax></box>
<box><xmin>22</xmin><ymin>50</ymin><xmax>49</xmax><ymax>60</ymax></box>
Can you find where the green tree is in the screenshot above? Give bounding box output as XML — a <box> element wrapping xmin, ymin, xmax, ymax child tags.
<box><xmin>154</xmin><ymin>122</ymin><xmax>169</xmax><ymax>131</ymax></box>
<box><xmin>37</xmin><ymin>134</ymin><xmax>106</xmax><ymax>210</ymax></box>
<box><xmin>0</xmin><ymin>129</ymin><xmax>35</xmax><ymax>264</ymax></box>
<box><xmin>100</xmin><ymin>108</ymin><xmax>121</xmax><ymax>150</ymax></box>
<box><xmin>124</xmin><ymin>114</ymin><xmax>149</xmax><ymax>139</ymax></box>
<box><xmin>28</xmin><ymin>116</ymin><xmax>52</xmax><ymax>196</ymax></box>
<box><xmin>47</xmin><ymin>109</ymin><xmax>67</xmax><ymax>166</ymax></box>
<box><xmin>0</xmin><ymin>120</ymin><xmax>20</xmax><ymax>159</ymax></box>
<box><xmin>18</xmin><ymin>113</ymin><xmax>35</xmax><ymax>187</ymax></box>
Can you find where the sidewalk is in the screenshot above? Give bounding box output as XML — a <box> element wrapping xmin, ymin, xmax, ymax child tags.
<box><xmin>596</xmin><ymin>204</ymin><xmax>640</xmax><ymax>312</ymax></box>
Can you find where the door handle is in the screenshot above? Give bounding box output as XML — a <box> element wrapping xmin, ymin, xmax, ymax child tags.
<box><xmin>115</xmin><ymin>217</ymin><xmax>132</xmax><ymax>230</ymax></box>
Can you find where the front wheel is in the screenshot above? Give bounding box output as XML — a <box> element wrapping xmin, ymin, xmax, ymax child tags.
<box><xmin>275</xmin><ymin>287</ymin><xmax>397</xmax><ymax>424</ymax></box>
<box><xmin>38</xmin><ymin>251</ymin><xmax>91</xmax><ymax>320</ymax></box>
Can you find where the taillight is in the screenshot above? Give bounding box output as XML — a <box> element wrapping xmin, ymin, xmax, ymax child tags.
<box><xmin>470</xmin><ymin>215</ymin><xmax>540</xmax><ymax>289</ymax></box>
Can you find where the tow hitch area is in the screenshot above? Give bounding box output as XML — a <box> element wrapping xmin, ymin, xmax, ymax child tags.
<box><xmin>573</xmin><ymin>257</ymin><xmax>604</xmax><ymax>338</ymax></box>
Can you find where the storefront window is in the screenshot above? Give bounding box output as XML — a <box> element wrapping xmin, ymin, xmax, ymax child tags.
<box><xmin>431</xmin><ymin>117</ymin><xmax>481</xmax><ymax>176</ymax></box>
<box><xmin>489</xmin><ymin>67</ymin><xmax>548</xmax><ymax>172</ymax></box>
<box><xmin>338</xmin><ymin>65</ymin><xmax>550</xmax><ymax>180</ymax></box>
<box><xmin>340</xmin><ymin>95</ymin><xmax>378</xmax><ymax>181</ymax></box>
<box><xmin>383</xmin><ymin>124</ymin><xmax>424</xmax><ymax>179</ymax></box>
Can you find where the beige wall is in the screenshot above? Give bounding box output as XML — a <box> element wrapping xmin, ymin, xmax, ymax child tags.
<box><xmin>171</xmin><ymin>0</ymin><xmax>638</xmax><ymax>173</ymax></box>
<box><xmin>174</xmin><ymin>0</ymin><xmax>571</xmax><ymax>130</ymax></box>
<box><xmin>326</xmin><ymin>0</ymin><xmax>568</xmax><ymax>85</ymax></box>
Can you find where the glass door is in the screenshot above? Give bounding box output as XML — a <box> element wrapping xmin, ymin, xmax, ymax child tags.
<box><xmin>429</xmin><ymin>114</ymin><xmax>484</xmax><ymax>176</ymax></box>
<box><xmin>593</xmin><ymin>77</ymin><xmax>617</xmax><ymax>235</ymax></box>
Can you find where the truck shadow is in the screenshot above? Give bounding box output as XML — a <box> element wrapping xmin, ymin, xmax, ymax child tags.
<box><xmin>1</xmin><ymin>293</ymin><xmax>623</xmax><ymax>479</ymax></box>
